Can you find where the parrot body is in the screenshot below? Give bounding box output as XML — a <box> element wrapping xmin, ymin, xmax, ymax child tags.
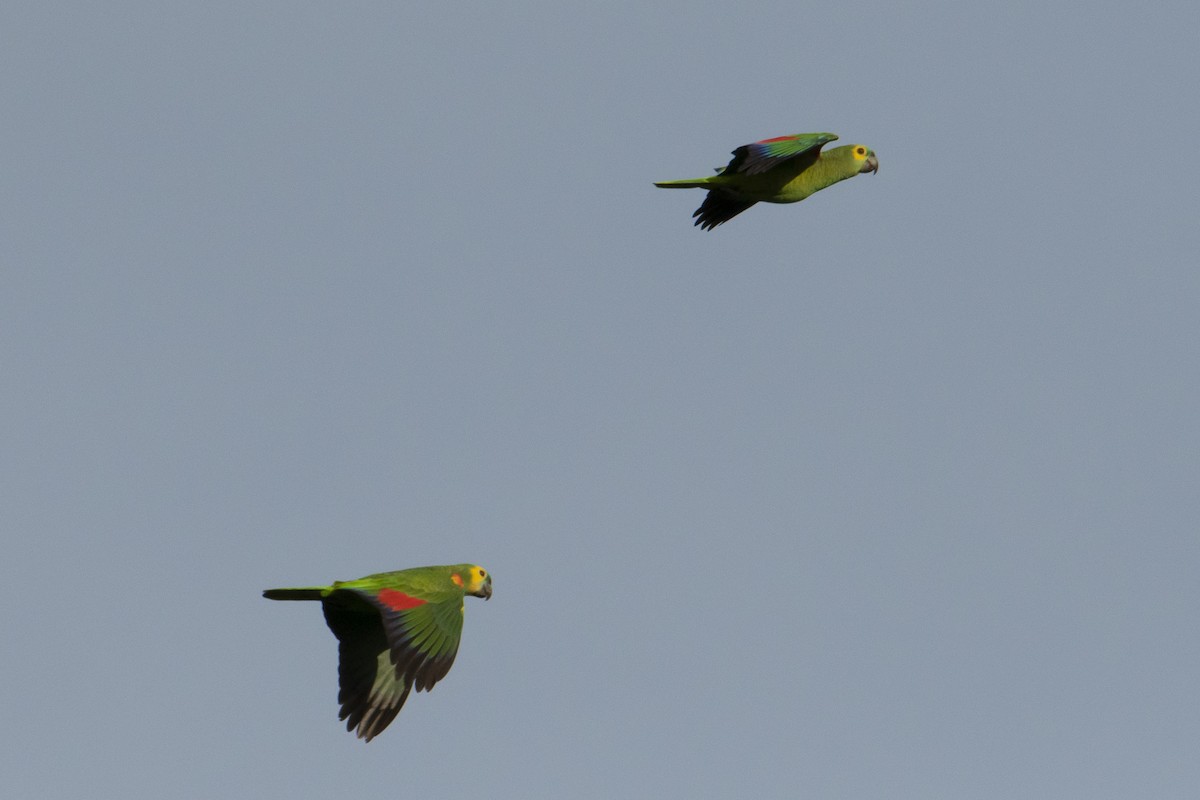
<box><xmin>655</xmin><ymin>132</ymin><xmax>878</xmax><ymax>230</ymax></box>
<box><xmin>264</xmin><ymin>563</ymin><xmax>492</xmax><ymax>741</ymax></box>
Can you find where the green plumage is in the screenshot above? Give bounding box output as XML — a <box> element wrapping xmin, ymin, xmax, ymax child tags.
<box><xmin>655</xmin><ymin>132</ymin><xmax>878</xmax><ymax>230</ymax></box>
<box><xmin>264</xmin><ymin>564</ymin><xmax>492</xmax><ymax>741</ymax></box>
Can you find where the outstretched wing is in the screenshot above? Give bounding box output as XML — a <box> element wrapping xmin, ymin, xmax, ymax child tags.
<box><xmin>692</xmin><ymin>191</ymin><xmax>757</xmax><ymax>231</ymax></box>
<box><xmin>724</xmin><ymin>132</ymin><xmax>838</xmax><ymax>176</ymax></box>
<box><xmin>374</xmin><ymin>587</ymin><xmax>465</xmax><ymax>692</ymax></box>
<box><xmin>321</xmin><ymin>584</ymin><xmax>465</xmax><ymax>741</ymax></box>
<box><xmin>321</xmin><ymin>592</ymin><xmax>406</xmax><ymax>741</ymax></box>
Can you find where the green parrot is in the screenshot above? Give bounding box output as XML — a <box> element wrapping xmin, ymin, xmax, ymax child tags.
<box><xmin>264</xmin><ymin>564</ymin><xmax>492</xmax><ymax>741</ymax></box>
<box><xmin>654</xmin><ymin>132</ymin><xmax>878</xmax><ymax>230</ymax></box>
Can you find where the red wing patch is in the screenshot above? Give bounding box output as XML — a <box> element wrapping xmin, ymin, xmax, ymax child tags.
<box><xmin>377</xmin><ymin>588</ymin><xmax>427</xmax><ymax>610</ymax></box>
<box><xmin>757</xmin><ymin>135</ymin><xmax>795</xmax><ymax>143</ymax></box>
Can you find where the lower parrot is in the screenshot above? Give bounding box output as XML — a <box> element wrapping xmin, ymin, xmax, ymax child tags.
<box><xmin>263</xmin><ymin>564</ymin><xmax>492</xmax><ymax>741</ymax></box>
<box><xmin>654</xmin><ymin>132</ymin><xmax>878</xmax><ymax>230</ymax></box>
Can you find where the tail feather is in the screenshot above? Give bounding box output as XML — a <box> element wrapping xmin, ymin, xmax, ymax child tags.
<box><xmin>653</xmin><ymin>177</ymin><xmax>714</xmax><ymax>189</ymax></box>
<box><xmin>263</xmin><ymin>587</ymin><xmax>326</xmax><ymax>601</ymax></box>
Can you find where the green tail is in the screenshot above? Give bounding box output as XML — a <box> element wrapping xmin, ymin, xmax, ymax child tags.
<box><xmin>653</xmin><ymin>177</ymin><xmax>715</xmax><ymax>189</ymax></box>
<box><xmin>263</xmin><ymin>587</ymin><xmax>326</xmax><ymax>601</ymax></box>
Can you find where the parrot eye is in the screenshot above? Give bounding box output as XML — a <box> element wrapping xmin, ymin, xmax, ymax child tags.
<box><xmin>855</xmin><ymin>147</ymin><xmax>865</xmax><ymax>156</ymax></box>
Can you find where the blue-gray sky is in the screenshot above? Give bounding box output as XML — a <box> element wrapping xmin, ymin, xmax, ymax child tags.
<box><xmin>4</xmin><ymin>2</ymin><xmax>1199</xmax><ymax>798</ymax></box>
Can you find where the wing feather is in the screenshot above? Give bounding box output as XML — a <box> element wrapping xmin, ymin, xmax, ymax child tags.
<box><xmin>725</xmin><ymin>132</ymin><xmax>838</xmax><ymax>176</ymax></box>
<box><xmin>320</xmin><ymin>584</ymin><xmax>466</xmax><ymax>740</ymax></box>
<box><xmin>692</xmin><ymin>191</ymin><xmax>757</xmax><ymax>230</ymax></box>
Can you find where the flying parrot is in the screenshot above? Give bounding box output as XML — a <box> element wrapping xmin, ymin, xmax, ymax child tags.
<box><xmin>654</xmin><ymin>132</ymin><xmax>878</xmax><ymax>230</ymax></box>
<box><xmin>263</xmin><ymin>564</ymin><xmax>492</xmax><ymax>741</ymax></box>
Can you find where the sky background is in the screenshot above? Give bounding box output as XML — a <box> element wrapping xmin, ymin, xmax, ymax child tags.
<box><xmin>3</xmin><ymin>2</ymin><xmax>1199</xmax><ymax>798</ymax></box>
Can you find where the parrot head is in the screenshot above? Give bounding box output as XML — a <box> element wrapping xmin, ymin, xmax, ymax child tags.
<box><xmin>851</xmin><ymin>145</ymin><xmax>879</xmax><ymax>174</ymax></box>
<box><xmin>465</xmin><ymin>565</ymin><xmax>493</xmax><ymax>599</ymax></box>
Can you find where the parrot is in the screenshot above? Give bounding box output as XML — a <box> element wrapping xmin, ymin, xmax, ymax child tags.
<box><xmin>654</xmin><ymin>132</ymin><xmax>878</xmax><ymax>230</ymax></box>
<box><xmin>263</xmin><ymin>564</ymin><xmax>492</xmax><ymax>741</ymax></box>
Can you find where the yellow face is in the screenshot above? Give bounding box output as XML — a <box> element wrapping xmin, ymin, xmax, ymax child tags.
<box><xmin>466</xmin><ymin>565</ymin><xmax>493</xmax><ymax>599</ymax></box>
<box><xmin>850</xmin><ymin>145</ymin><xmax>879</xmax><ymax>174</ymax></box>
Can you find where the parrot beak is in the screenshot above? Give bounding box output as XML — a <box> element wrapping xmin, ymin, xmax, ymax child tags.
<box><xmin>477</xmin><ymin>577</ymin><xmax>493</xmax><ymax>600</ymax></box>
<box><xmin>861</xmin><ymin>153</ymin><xmax>878</xmax><ymax>175</ymax></box>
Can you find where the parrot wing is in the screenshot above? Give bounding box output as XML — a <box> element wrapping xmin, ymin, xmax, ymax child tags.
<box><xmin>692</xmin><ymin>192</ymin><xmax>758</xmax><ymax>231</ymax></box>
<box><xmin>322</xmin><ymin>581</ymin><xmax>465</xmax><ymax>741</ymax></box>
<box><xmin>724</xmin><ymin>132</ymin><xmax>839</xmax><ymax>176</ymax></box>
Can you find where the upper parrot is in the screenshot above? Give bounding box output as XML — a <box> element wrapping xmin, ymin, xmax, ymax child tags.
<box><xmin>654</xmin><ymin>132</ymin><xmax>878</xmax><ymax>230</ymax></box>
<box><xmin>263</xmin><ymin>564</ymin><xmax>492</xmax><ymax>741</ymax></box>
